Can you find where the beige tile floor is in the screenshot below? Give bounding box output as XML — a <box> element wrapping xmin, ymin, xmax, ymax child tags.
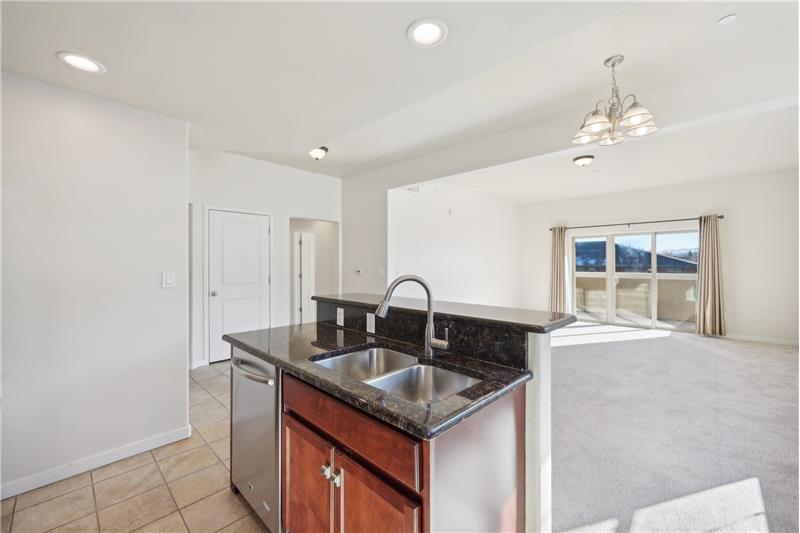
<box><xmin>2</xmin><ymin>363</ymin><xmax>267</xmax><ymax>533</ymax></box>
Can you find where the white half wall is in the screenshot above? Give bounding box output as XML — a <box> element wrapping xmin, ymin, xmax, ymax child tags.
<box><xmin>189</xmin><ymin>151</ymin><xmax>341</xmax><ymax>367</ymax></box>
<box><xmin>387</xmin><ymin>183</ymin><xmax>523</xmax><ymax>307</ymax></box>
<box><xmin>520</xmin><ymin>170</ymin><xmax>799</xmax><ymax>345</ymax></box>
<box><xmin>2</xmin><ymin>74</ymin><xmax>190</xmax><ymax>495</ymax></box>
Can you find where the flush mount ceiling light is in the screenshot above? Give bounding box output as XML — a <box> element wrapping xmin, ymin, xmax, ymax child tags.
<box><xmin>407</xmin><ymin>18</ymin><xmax>448</xmax><ymax>48</ymax></box>
<box><xmin>572</xmin><ymin>155</ymin><xmax>594</xmax><ymax>167</ymax></box>
<box><xmin>717</xmin><ymin>13</ymin><xmax>737</xmax><ymax>26</ymax></box>
<box><xmin>571</xmin><ymin>55</ymin><xmax>657</xmax><ymax>147</ymax></box>
<box><xmin>56</xmin><ymin>51</ymin><xmax>106</xmax><ymax>74</ymax></box>
<box><xmin>309</xmin><ymin>146</ymin><xmax>328</xmax><ymax>160</ymax></box>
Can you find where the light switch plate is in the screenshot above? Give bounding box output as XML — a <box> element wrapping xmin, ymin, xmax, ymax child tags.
<box><xmin>336</xmin><ymin>307</ymin><xmax>344</xmax><ymax>327</ymax></box>
<box><xmin>366</xmin><ymin>313</ymin><xmax>375</xmax><ymax>334</ymax></box>
<box><xmin>161</xmin><ymin>271</ymin><xmax>175</xmax><ymax>289</ymax></box>
<box><xmin>336</xmin><ymin>329</ymin><xmax>344</xmax><ymax>347</ymax></box>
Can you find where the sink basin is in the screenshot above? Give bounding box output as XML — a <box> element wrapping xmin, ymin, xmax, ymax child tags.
<box><xmin>314</xmin><ymin>348</ymin><xmax>418</xmax><ymax>381</ymax></box>
<box><xmin>365</xmin><ymin>365</ymin><xmax>481</xmax><ymax>404</ymax></box>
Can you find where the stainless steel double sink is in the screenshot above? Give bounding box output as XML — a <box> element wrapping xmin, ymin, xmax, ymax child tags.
<box><xmin>314</xmin><ymin>347</ymin><xmax>480</xmax><ymax>404</ymax></box>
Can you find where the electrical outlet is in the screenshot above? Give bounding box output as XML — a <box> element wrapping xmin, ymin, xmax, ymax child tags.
<box><xmin>336</xmin><ymin>307</ymin><xmax>344</xmax><ymax>327</ymax></box>
<box><xmin>366</xmin><ymin>313</ymin><xmax>375</xmax><ymax>334</ymax></box>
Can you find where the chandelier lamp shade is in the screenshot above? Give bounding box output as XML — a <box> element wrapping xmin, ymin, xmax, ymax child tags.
<box><xmin>571</xmin><ymin>55</ymin><xmax>658</xmax><ymax>146</ymax></box>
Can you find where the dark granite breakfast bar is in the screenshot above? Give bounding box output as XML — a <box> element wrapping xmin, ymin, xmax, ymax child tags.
<box><xmin>224</xmin><ymin>323</ymin><xmax>530</xmax><ymax>439</ymax></box>
<box><xmin>225</xmin><ymin>292</ymin><xmax>575</xmax><ymax>532</ymax></box>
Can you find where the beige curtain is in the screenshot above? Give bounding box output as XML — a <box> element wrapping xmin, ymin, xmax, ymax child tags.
<box><xmin>696</xmin><ymin>215</ymin><xmax>725</xmax><ymax>336</ymax></box>
<box><xmin>549</xmin><ymin>226</ymin><xmax>567</xmax><ymax>313</ymax></box>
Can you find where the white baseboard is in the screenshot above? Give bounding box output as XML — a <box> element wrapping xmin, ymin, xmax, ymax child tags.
<box><xmin>1</xmin><ymin>425</ymin><xmax>192</xmax><ymax>498</ymax></box>
<box><xmin>725</xmin><ymin>333</ymin><xmax>798</xmax><ymax>347</ymax></box>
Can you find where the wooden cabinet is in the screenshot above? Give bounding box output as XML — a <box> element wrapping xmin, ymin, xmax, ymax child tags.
<box><xmin>283</xmin><ymin>416</ymin><xmax>334</xmax><ymax>533</ymax></box>
<box><xmin>283</xmin><ymin>415</ymin><xmax>420</xmax><ymax>533</ymax></box>
<box><xmin>282</xmin><ymin>375</ymin><xmax>423</xmax><ymax>533</ymax></box>
<box><xmin>333</xmin><ymin>450</ymin><xmax>420</xmax><ymax>533</ymax></box>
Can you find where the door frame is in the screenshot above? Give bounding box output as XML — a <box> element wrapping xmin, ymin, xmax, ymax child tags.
<box><xmin>203</xmin><ymin>204</ymin><xmax>273</xmax><ymax>366</ymax></box>
<box><xmin>292</xmin><ymin>230</ymin><xmax>317</xmax><ymax>325</ymax></box>
<box><xmin>288</xmin><ymin>214</ymin><xmax>342</xmax><ymax>296</ymax></box>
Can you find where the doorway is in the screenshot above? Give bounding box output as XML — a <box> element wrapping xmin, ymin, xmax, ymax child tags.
<box><xmin>207</xmin><ymin>208</ymin><xmax>271</xmax><ymax>362</ymax></box>
<box><xmin>289</xmin><ymin>218</ymin><xmax>339</xmax><ymax>325</ymax></box>
<box><xmin>572</xmin><ymin>229</ymin><xmax>699</xmax><ymax>331</ymax></box>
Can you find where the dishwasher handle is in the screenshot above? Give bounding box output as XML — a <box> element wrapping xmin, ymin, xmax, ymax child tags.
<box><xmin>233</xmin><ymin>358</ymin><xmax>276</xmax><ymax>386</ymax></box>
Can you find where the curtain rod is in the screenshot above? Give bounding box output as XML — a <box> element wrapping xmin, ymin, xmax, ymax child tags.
<box><xmin>549</xmin><ymin>214</ymin><xmax>724</xmax><ymax>232</ymax></box>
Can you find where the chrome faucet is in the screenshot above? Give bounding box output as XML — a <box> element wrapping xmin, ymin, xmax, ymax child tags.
<box><xmin>376</xmin><ymin>275</ymin><xmax>449</xmax><ymax>357</ymax></box>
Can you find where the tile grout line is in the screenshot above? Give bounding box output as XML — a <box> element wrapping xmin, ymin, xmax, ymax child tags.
<box><xmin>141</xmin><ymin>450</ymin><xmax>190</xmax><ymax>533</ymax></box>
<box><xmin>41</xmin><ymin>511</ymin><xmax>96</xmax><ymax>533</ymax></box>
<box><xmin>202</xmin><ymin>488</ymin><xmax>250</xmax><ymax>533</ymax></box>
<box><xmin>11</xmin><ymin>482</ymin><xmax>92</xmax><ymax>516</ymax></box>
<box><xmin>90</xmin><ymin>469</ymin><xmax>99</xmax><ymax>532</ymax></box>
<box><xmin>93</xmin><ymin>462</ymin><xmax>168</xmax><ymax>514</ymax></box>
<box><xmin>167</xmin><ymin>460</ymin><xmax>227</xmax><ymax>511</ymax></box>
<box><xmin>12</xmin><ymin>452</ymin><xmax>160</xmax><ymax>519</ymax></box>
<box><xmin>7</xmin><ymin>495</ymin><xmax>16</xmax><ymax>533</ymax></box>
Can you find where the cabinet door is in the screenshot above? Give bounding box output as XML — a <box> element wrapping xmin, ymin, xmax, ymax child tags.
<box><xmin>333</xmin><ymin>450</ymin><xmax>420</xmax><ymax>533</ymax></box>
<box><xmin>283</xmin><ymin>416</ymin><xmax>334</xmax><ymax>533</ymax></box>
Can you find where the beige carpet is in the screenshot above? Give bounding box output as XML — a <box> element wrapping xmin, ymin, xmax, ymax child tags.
<box><xmin>552</xmin><ymin>325</ymin><xmax>798</xmax><ymax>533</ymax></box>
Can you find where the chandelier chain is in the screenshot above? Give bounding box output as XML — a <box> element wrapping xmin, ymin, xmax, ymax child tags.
<box><xmin>609</xmin><ymin>65</ymin><xmax>620</xmax><ymax>111</ymax></box>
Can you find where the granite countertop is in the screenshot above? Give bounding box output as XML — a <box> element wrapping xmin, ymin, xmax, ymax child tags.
<box><xmin>313</xmin><ymin>293</ymin><xmax>576</xmax><ymax>333</ymax></box>
<box><xmin>223</xmin><ymin>323</ymin><xmax>531</xmax><ymax>440</ymax></box>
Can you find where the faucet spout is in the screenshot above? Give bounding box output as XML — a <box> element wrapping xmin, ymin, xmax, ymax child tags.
<box><xmin>375</xmin><ymin>275</ymin><xmax>449</xmax><ymax>357</ymax></box>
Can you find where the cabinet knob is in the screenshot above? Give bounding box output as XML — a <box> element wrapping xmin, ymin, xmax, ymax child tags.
<box><xmin>247</xmin><ymin>481</ymin><xmax>255</xmax><ymax>492</ymax></box>
<box><xmin>320</xmin><ymin>464</ymin><xmax>331</xmax><ymax>480</ymax></box>
<box><xmin>210</xmin><ymin>290</ymin><xmax>218</xmax><ymax>297</ymax></box>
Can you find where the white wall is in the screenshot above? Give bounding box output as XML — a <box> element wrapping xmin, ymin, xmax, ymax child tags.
<box><xmin>520</xmin><ymin>170</ymin><xmax>799</xmax><ymax>345</ymax></box>
<box><xmin>189</xmin><ymin>151</ymin><xmax>341</xmax><ymax>367</ymax></box>
<box><xmin>387</xmin><ymin>183</ymin><xmax>523</xmax><ymax>306</ymax></box>
<box><xmin>2</xmin><ymin>74</ymin><xmax>190</xmax><ymax>495</ymax></box>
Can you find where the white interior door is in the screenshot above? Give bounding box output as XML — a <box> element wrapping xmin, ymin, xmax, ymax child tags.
<box><xmin>293</xmin><ymin>231</ymin><xmax>316</xmax><ymax>325</ymax></box>
<box><xmin>208</xmin><ymin>210</ymin><xmax>270</xmax><ymax>362</ymax></box>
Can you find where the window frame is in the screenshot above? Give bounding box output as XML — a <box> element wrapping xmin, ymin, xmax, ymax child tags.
<box><xmin>568</xmin><ymin>223</ymin><xmax>699</xmax><ymax>332</ymax></box>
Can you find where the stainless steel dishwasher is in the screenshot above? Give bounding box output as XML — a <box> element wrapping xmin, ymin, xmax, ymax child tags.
<box><xmin>231</xmin><ymin>347</ymin><xmax>280</xmax><ymax>532</ymax></box>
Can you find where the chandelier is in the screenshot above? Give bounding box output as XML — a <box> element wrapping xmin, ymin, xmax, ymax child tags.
<box><xmin>572</xmin><ymin>55</ymin><xmax>657</xmax><ymax>146</ymax></box>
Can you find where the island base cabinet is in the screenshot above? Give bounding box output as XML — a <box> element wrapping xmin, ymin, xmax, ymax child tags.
<box><xmin>333</xmin><ymin>450</ymin><xmax>420</xmax><ymax>533</ymax></box>
<box><xmin>283</xmin><ymin>415</ymin><xmax>421</xmax><ymax>533</ymax></box>
<box><xmin>283</xmin><ymin>416</ymin><xmax>334</xmax><ymax>533</ymax></box>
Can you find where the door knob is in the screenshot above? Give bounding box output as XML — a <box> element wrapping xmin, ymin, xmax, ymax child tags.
<box><xmin>210</xmin><ymin>291</ymin><xmax>218</xmax><ymax>297</ymax></box>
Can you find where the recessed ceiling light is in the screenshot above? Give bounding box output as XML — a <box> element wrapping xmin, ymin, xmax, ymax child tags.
<box><xmin>56</xmin><ymin>51</ymin><xmax>106</xmax><ymax>74</ymax></box>
<box><xmin>309</xmin><ymin>146</ymin><xmax>328</xmax><ymax>160</ymax></box>
<box><xmin>407</xmin><ymin>18</ymin><xmax>448</xmax><ymax>48</ymax></box>
<box><xmin>717</xmin><ymin>13</ymin><xmax>737</xmax><ymax>26</ymax></box>
<box><xmin>573</xmin><ymin>155</ymin><xmax>594</xmax><ymax>167</ymax></box>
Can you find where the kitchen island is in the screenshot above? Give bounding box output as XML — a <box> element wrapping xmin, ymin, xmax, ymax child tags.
<box><xmin>224</xmin><ymin>293</ymin><xmax>574</xmax><ymax>532</ymax></box>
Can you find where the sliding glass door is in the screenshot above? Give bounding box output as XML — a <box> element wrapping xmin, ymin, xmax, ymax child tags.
<box><xmin>574</xmin><ymin>237</ymin><xmax>608</xmax><ymax>322</ymax></box>
<box><xmin>573</xmin><ymin>230</ymin><xmax>699</xmax><ymax>331</ymax></box>
<box><xmin>654</xmin><ymin>232</ymin><xmax>699</xmax><ymax>330</ymax></box>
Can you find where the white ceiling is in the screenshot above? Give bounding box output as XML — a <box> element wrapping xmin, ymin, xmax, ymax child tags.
<box><xmin>2</xmin><ymin>2</ymin><xmax>607</xmax><ymax>175</ymax></box>
<box><xmin>442</xmin><ymin>106</ymin><xmax>799</xmax><ymax>205</ymax></box>
<box><xmin>3</xmin><ymin>2</ymin><xmax>798</xmax><ymax>180</ymax></box>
